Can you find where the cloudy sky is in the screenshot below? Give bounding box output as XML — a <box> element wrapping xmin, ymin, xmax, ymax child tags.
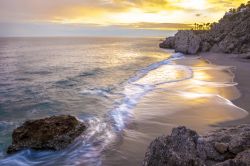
<box><xmin>0</xmin><ymin>0</ymin><xmax>247</xmax><ymax>37</ymax></box>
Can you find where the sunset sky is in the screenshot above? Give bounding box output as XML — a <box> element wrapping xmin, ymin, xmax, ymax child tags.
<box><xmin>0</xmin><ymin>0</ymin><xmax>247</xmax><ymax>37</ymax></box>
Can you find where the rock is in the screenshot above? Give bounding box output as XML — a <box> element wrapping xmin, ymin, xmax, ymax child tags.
<box><xmin>214</xmin><ymin>142</ymin><xmax>229</xmax><ymax>154</ymax></box>
<box><xmin>242</xmin><ymin>52</ymin><xmax>250</xmax><ymax>59</ymax></box>
<box><xmin>201</xmin><ymin>42</ymin><xmax>212</xmax><ymax>52</ymax></box>
<box><xmin>233</xmin><ymin>149</ymin><xmax>250</xmax><ymax>165</ymax></box>
<box><xmin>143</xmin><ymin>125</ymin><xmax>250</xmax><ymax>166</ymax></box>
<box><xmin>159</xmin><ymin>37</ymin><xmax>175</xmax><ymax>49</ymax></box>
<box><xmin>215</xmin><ymin>150</ymin><xmax>250</xmax><ymax>166</ymax></box>
<box><xmin>159</xmin><ymin>30</ymin><xmax>202</xmax><ymax>54</ymax></box>
<box><xmin>210</xmin><ymin>44</ymin><xmax>222</xmax><ymax>53</ymax></box>
<box><xmin>174</xmin><ymin>30</ymin><xmax>201</xmax><ymax>54</ymax></box>
<box><xmin>7</xmin><ymin>115</ymin><xmax>87</xmax><ymax>154</ymax></box>
<box><xmin>143</xmin><ymin>126</ymin><xmax>205</xmax><ymax>166</ymax></box>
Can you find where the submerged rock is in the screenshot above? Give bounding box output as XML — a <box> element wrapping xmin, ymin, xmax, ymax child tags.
<box><xmin>143</xmin><ymin>125</ymin><xmax>250</xmax><ymax>166</ymax></box>
<box><xmin>7</xmin><ymin>115</ymin><xmax>86</xmax><ymax>154</ymax></box>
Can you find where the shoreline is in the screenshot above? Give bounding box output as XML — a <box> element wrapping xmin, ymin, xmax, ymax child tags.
<box><xmin>201</xmin><ymin>52</ymin><xmax>250</xmax><ymax>126</ymax></box>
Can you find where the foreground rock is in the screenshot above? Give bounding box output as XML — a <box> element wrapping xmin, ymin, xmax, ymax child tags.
<box><xmin>143</xmin><ymin>125</ymin><xmax>250</xmax><ymax>166</ymax></box>
<box><xmin>7</xmin><ymin>115</ymin><xmax>86</xmax><ymax>154</ymax></box>
<box><xmin>160</xmin><ymin>4</ymin><xmax>250</xmax><ymax>54</ymax></box>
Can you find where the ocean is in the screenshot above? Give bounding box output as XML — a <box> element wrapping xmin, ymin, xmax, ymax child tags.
<box><xmin>0</xmin><ymin>37</ymin><xmax>247</xmax><ymax>165</ymax></box>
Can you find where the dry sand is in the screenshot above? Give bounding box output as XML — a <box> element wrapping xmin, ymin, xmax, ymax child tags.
<box><xmin>201</xmin><ymin>52</ymin><xmax>250</xmax><ymax>126</ymax></box>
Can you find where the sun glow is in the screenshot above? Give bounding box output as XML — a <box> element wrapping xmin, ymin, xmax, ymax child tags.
<box><xmin>111</xmin><ymin>9</ymin><xmax>168</xmax><ymax>24</ymax></box>
<box><xmin>177</xmin><ymin>0</ymin><xmax>207</xmax><ymax>10</ymax></box>
<box><xmin>193</xmin><ymin>70</ymin><xmax>211</xmax><ymax>80</ymax></box>
<box><xmin>180</xmin><ymin>91</ymin><xmax>213</xmax><ymax>99</ymax></box>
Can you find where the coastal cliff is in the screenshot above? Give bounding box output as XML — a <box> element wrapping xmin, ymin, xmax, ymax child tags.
<box><xmin>160</xmin><ymin>3</ymin><xmax>250</xmax><ymax>55</ymax></box>
<box><xmin>144</xmin><ymin>2</ymin><xmax>250</xmax><ymax>165</ymax></box>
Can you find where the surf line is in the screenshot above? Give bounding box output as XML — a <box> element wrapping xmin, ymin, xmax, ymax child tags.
<box><xmin>108</xmin><ymin>53</ymin><xmax>193</xmax><ymax>131</ymax></box>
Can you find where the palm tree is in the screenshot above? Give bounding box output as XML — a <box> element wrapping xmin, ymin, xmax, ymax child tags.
<box><xmin>195</xmin><ymin>23</ymin><xmax>198</xmax><ymax>30</ymax></box>
<box><xmin>206</xmin><ymin>23</ymin><xmax>210</xmax><ymax>30</ymax></box>
<box><xmin>199</xmin><ymin>24</ymin><xmax>202</xmax><ymax>30</ymax></box>
<box><xmin>203</xmin><ymin>23</ymin><xmax>206</xmax><ymax>30</ymax></box>
<box><xmin>196</xmin><ymin>23</ymin><xmax>199</xmax><ymax>30</ymax></box>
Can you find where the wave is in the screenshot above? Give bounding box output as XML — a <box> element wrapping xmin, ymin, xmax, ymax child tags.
<box><xmin>80</xmin><ymin>87</ymin><xmax>114</xmax><ymax>98</ymax></box>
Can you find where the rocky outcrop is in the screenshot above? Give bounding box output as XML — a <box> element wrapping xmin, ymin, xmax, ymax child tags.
<box><xmin>175</xmin><ymin>31</ymin><xmax>201</xmax><ymax>54</ymax></box>
<box><xmin>160</xmin><ymin>5</ymin><xmax>250</xmax><ymax>54</ymax></box>
<box><xmin>159</xmin><ymin>36</ymin><xmax>175</xmax><ymax>49</ymax></box>
<box><xmin>143</xmin><ymin>125</ymin><xmax>250</xmax><ymax>166</ymax></box>
<box><xmin>7</xmin><ymin>115</ymin><xmax>87</xmax><ymax>154</ymax></box>
<box><xmin>160</xmin><ymin>31</ymin><xmax>202</xmax><ymax>54</ymax></box>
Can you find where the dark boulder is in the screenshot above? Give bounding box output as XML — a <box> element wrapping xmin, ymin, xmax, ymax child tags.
<box><xmin>215</xmin><ymin>150</ymin><xmax>250</xmax><ymax>166</ymax></box>
<box><xmin>143</xmin><ymin>126</ymin><xmax>204</xmax><ymax>166</ymax></box>
<box><xmin>159</xmin><ymin>36</ymin><xmax>175</xmax><ymax>49</ymax></box>
<box><xmin>7</xmin><ymin>115</ymin><xmax>87</xmax><ymax>154</ymax></box>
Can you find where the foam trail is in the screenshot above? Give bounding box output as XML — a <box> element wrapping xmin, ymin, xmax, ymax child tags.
<box><xmin>109</xmin><ymin>53</ymin><xmax>193</xmax><ymax>131</ymax></box>
<box><xmin>128</xmin><ymin>53</ymin><xmax>185</xmax><ymax>83</ymax></box>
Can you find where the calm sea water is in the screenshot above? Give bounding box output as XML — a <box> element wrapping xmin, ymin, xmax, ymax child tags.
<box><xmin>0</xmin><ymin>37</ymin><xmax>247</xmax><ymax>166</ymax></box>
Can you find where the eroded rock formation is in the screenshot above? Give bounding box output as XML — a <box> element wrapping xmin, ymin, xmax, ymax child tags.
<box><xmin>7</xmin><ymin>115</ymin><xmax>87</xmax><ymax>154</ymax></box>
<box><xmin>143</xmin><ymin>125</ymin><xmax>250</xmax><ymax>166</ymax></box>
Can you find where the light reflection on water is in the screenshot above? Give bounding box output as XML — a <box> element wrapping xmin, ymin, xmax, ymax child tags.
<box><xmin>0</xmin><ymin>37</ymin><xmax>248</xmax><ymax>165</ymax></box>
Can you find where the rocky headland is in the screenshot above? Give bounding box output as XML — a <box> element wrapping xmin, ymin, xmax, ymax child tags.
<box><xmin>143</xmin><ymin>125</ymin><xmax>250</xmax><ymax>166</ymax></box>
<box><xmin>160</xmin><ymin>3</ymin><xmax>250</xmax><ymax>55</ymax></box>
<box><xmin>7</xmin><ymin>115</ymin><xmax>87</xmax><ymax>154</ymax></box>
<box><xmin>150</xmin><ymin>4</ymin><xmax>250</xmax><ymax>165</ymax></box>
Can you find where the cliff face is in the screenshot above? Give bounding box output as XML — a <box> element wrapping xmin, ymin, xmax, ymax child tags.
<box><xmin>160</xmin><ymin>6</ymin><xmax>250</xmax><ymax>55</ymax></box>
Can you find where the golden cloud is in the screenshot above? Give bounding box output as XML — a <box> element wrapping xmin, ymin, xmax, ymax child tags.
<box><xmin>0</xmin><ymin>0</ymin><xmax>248</xmax><ymax>29</ymax></box>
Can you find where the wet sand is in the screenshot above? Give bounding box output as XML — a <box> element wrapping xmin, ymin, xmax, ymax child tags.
<box><xmin>104</xmin><ymin>52</ymin><xmax>250</xmax><ymax>165</ymax></box>
<box><xmin>201</xmin><ymin>52</ymin><xmax>250</xmax><ymax>126</ymax></box>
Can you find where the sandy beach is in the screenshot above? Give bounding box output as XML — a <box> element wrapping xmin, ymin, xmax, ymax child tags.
<box><xmin>1</xmin><ymin>0</ymin><xmax>250</xmax><ymax>165</ymax></box>
<box><xmin>202</xmin><ymin>52</ymin><xmax>250</xmax><ymax>126</ymax></box>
